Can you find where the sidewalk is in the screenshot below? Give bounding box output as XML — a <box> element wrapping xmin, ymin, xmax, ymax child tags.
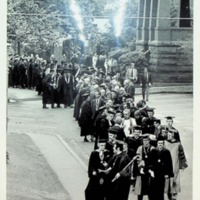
<box><xmin>7</xmin><ymin>83</ymin><xmax>193</xmax><ymax>102</ymax></box>
<box><xmin>7</xmin><ymin>131</ymin><xmax>88</xmax><ymax>200</ymax></box>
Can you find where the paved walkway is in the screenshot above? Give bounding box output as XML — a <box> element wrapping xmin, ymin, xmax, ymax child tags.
<box><xmin>7</xmin><ymin>88</ymin><xmax>193</xmax><ymax>200</ymax></box>
<box><xmin>28</xmin><ymin>133</ymin><xmax>88</xmax><ymax>200</ymax></box>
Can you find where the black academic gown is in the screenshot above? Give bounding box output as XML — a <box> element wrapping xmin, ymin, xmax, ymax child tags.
<box><xmin>79</xmin><ymin>99</ymin><xmax>94</xmax><ymax>137</ymax></box>
<box><xmin>152</xmin><ymin>147</ymin><xmax>174</xmax><ymax>200</ymax></box>
<box><xmin>107</xmin><ymin>151</ymin><xmax>131</xmax><ymax>200</ymax></box>
<box><xmin>85</xmin><ymin>149</ymin><xmax>111</xmax><ymax>200</ymax></box>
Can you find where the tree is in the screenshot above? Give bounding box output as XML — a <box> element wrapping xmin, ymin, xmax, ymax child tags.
<box><xmin>7</xmin><ymin>0</ymin><xmax>67</xmax><ymax>56</ymax></box>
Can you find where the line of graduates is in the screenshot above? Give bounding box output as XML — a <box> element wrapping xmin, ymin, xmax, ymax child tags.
<box><xmin>84</xmin><ymin>117</ymin><xmax>188</xmax><ymax>200</ymax></box>
<box><xmin>76</xmin><ymin>85</ymin><xmax>188</xmax><ymax>200</ymax></box>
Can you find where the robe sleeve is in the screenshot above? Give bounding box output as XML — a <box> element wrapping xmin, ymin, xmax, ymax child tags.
<box><xmin>178</xmin><ymin>143</ymin><xmax>188</xmax><ymax>169</ymax></box>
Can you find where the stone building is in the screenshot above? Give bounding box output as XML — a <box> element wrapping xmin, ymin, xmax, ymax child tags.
<box><xmin>136</xmin><ymin>0</ymin><xmax>193</xmax><ymax>83</ymax></box>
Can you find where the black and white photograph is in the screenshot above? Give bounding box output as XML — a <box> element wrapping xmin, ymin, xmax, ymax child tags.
<box><xmin>1</xmin><ymin>0</ymin><xmax>198</xmax><ymax>200</ymax></box>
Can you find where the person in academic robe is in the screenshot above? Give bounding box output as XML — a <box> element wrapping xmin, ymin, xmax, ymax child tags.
<box><xmin>141</xmin><ymin>108</ymin><xmax>157</xmax><ymax>134</ymax></box>
<box><xmin>111</xmin><ymin>117</ymin><xmax>126</xmax><ymax>142</ymax></box>
<box><xmin>35</xmin><ymin>62</ymin><xmax>44</xmax><ymax>95</ymax></box>
<box><xmin>152</xmin><ymin>138</ymin><xmax>174</xmax><ymax>200</ymax></box>
<box><xmin>54</xmin><ymin>65</ymin><xmax>63</xmax><ymax>108</ymax></box>
<box><xmin>134</xmin><ymin>100</ymin><xmax>149</xmax><ymax>126</ymax></box>
<box><xmin>18</xmin><ymin>58</ymin><xmax>26</xmax><ymax>88</ymax></box>
<box><xmin>165</xmin><ymin>130</ymin><xmax>188</xmax><ymax>200</ymax></box>
<box><xmin>94</xmin><ymin>109</ymin><xmax>115</xmax><ymax>149</ymax></box>
<box><xmin>79</xmin><ymin>93</ymin><xmax>94</xmax><ymax>142</ymax></box>
<box><xmin>42</xmin><ymin>68</ymin><xmax>56</xmax><ymax>109</ymax></box>
<box><xmin>133</xmin><ymin>135</ymin><xmax>157</xmax><ymax>200</ymax></box>
<box><xmin>106</xmin><ymin>141</ymin><xmax>131</xmax><ymax>200</ymax></box>
<box><xmin>85</xmin><ymin>140</ymin><xmax>111</xmax><ymax>200</ymax></box>
<box><xmin>139</xmin><ymin>67</ymin><xmax>152</xmax><ymax>102</ymax></box>
<box><xmin>91</xmin><ymin>90</ymin><xmax>105</xmax><ymax>121</ymax></box>
<box><xmin>125</xmin><ymin>126</ymin><xmax>143</xmax><ymax>159</ymax></box>
<box><xmin>74</xmin><ymin>78</ymin><xmax>91</xmax><ymax>119</ymax></box>
<box><xmin>164</xmin><ymin>116</ymin><xmax>181</xmax><ymax>142</ymax></box>
<box><xmin>58</xmin><ymin>67</ymin><xmax>75</xmax><ymax>108</ymax></box>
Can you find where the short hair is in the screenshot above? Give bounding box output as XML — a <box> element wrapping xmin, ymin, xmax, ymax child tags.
<box><xmin>115</xmin><ymin>116</ymin><xmax>122</xmax><ymax>125</ymax></box>
<box><xmin>115</xmin><ymin>142</ymin><xmax>124</xmax><ymax>151</ymax></box>
<box><xmin>123</xmin><ymin>109</ymin><xmax>130</xmax><ymax>114</ymax></box>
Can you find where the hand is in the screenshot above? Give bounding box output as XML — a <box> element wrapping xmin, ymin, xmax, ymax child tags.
<box><xmin>92</xmin><ymin>171</ymin><xmax>97</xmax><ymax>176</ymax></box>
<box><xmin>164</xmin><ymin>175</ymin><xmax>169</xmax><ymax>179</ymax></box>
<box><xmin>103</xmin><ymin>162</ymin><xmax>108</xmax><ymax>167</ymax></box>
<box><xmin>149</xmin><ymin>170</ymin><xmax>155</xmax><ymax>178</ymax></box>
<box><xmin>115</xmin><ymin>173</ymin><xmax>121</xmax><ymax>179</ymax></box>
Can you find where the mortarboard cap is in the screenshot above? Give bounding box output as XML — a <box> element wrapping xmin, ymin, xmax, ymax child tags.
<box><xmin>141</xmin><ymin>134</ymin><xmax>150</xmax><ymax>140</ymax></box>
<box><xmin>123</xmin><ymin>94</ymin><xmax>132</xmax><ymax>99</ymax></box>
<box><xmin>157</xmin><ymin>135</ymin><xmax>166</xmax><ymax>141</ymax></box>
<box><xmin>116</xmin><ymin>109</ymin><xmax>122</xmax><ymax>114</ymax></box>
<box><xmin>98</xmin><ymin>105</ymin><xmax>106</xmax><ymax>112</ymax></box>
<box><xmin>112</xmin><ymin>104</ymin><xmax>121</xmax><ymax>110</ymax></box>
<box><xmin>154</xmin><ymin>119</ymin><xmax>161</xmax><ymax>124</ymax></box>
<box><xmin>82</xmin><ymin>93</ymin><xmax>90</xmax><ymax>97</ymax></box>
<box><xmin>168</xmin><ymin>128</ymin><xmax>178</xmax><ymax>134</ymax></box>
<box><xmin>98</xmin><ymin>138</ymin><xmax>107</xmax><ymax>143</ymax></box>
<box><xmin>132</xmin><ymin>125</ymin><xmax>142</xmax><ymax>130</ymax></box>
<box><xmin>111</xmin><ymin>89</ymin><xmax>118</xmax><ymax>94</ymax></box>
<box><xmin>107</xmin><ymin>110</ymin><xmax>116</xmax><ymax>115</ymax></box>
<box><xmin>109</xmin><ymin>126</ymin><xmax>118</xmax><ymax>134</ymax></box>
<box><xmin>146</xmin><ymin>107</ymin><xmax>155</xmax><ymax>112</ymax></box>
<box><xmin>165</xmin><ymin>116</ymin><xmax>175</xmax><ymax>120</ymax></box>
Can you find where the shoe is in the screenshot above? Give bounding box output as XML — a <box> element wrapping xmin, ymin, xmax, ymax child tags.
<box><xmin>57</xmin><ymin>105</ymin><xmax>61</xmax><ymax>108</ymax></box>
<box><xmin>43</xmin><ymin>106</ymin><xmax>48</xmax><ymax>109</ymax></box>
<box><xmin>84</xmin><ymin>138</ymin><xmax>89</xmax><ymax>142</ymax></box>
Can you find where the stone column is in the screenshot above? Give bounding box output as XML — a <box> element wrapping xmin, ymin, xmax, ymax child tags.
<box><xmin>154</xmin><ymin>0</ymin><xmax>171</xmax><ymax>41</ymax></box>
<box><xmin>142</xmin><ymin>0</ymin><xmax>151</xmax><ymax>45</ymax></box>
<box><xmin>149</xmin><ymin>0</ymin><xmax>158</xmax><ymax>41</ymax></box>
<box><xmin>136</xmin><ymin>0</ymin><xmax>145</xmax><ymax>41</ymax></box>
<box><xmin>136</xmin><ymin>0</ymin><xmax>145</xmax><ymax>50</ymax></box>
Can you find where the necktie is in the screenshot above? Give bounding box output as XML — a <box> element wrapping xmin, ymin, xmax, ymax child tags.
<box><xmin>96</xmin><ymin>99</ymin><xmax>99</xmax><ymax>110</ymax></box>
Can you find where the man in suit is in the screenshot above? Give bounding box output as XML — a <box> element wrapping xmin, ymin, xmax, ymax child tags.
<box><xmin>91</xmin><ymin>90</ymin><xmax>105</xmax><ymax>120</ymax></box>
<box><xmin>140</xmin><ymin>67</ymin><xmax>152</xmax><ymax>102</ymax></box>
<box><xmin>125</xmin><ymin>63</ymin><xmax>138</xmax><ymax>82</ymax></box>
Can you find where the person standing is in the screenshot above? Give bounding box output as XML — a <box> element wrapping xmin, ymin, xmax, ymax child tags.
<box><xmin>140</xmin><ymin>67</ymin><xmax>152</xmax><ymax>102</ymax></box>
<box><xmin>94</xmin><ymin>109</ymin><xmax>115</xmax><ymax>149</ymax></box>
<box><xmin>133</xmin><ymin>135</ymin><xmax>157</xmax><ymax>200</ymax></box>
<box><xmin>78</xmin><ymin>93</ymin><xmax>94</xmax><ymax>142</ymax></box>
<box><xmin>125</xmin><ymin>63</ymin><xmax>138</xmax><ymax>81</ymax></box>
<box><xmin>153</xmin><ymin>138</ymin><xmax>174</xmax><ymax>200</ymax></box>
<box><xmin>58</xmin><ymin>67</ymin><xmax>75</xmax><ymax>108</ymax></box>
<box><xmin>54</xmin><ymin>66</ymin><xmax>63</xmax><ymax>108</ymax></box>
<box><xmin>85</xmin><ymin>139</ymin><xmax>111</xmax><ymax>200</ymax></box>
<box><xmin>141</xmin><ymin>108</ymin><xmax>157</xmax><ymax>134</ymax></box>
<box><xmin>106</xmin><ymin>141</ymin><xmax>131</xmax><ymax>200</ymax></box>
<box><xmin>42</xmin><ymin>67</ymin><xmax>56</xmax><ymax>109</ymax></box>
<box><xmin>165</xmin><ymin>130</ymin><xmax>188</xmax><ymax>200</ymax></box>
<box><xmin>165</xmin><ymin>116</ymin><xmax>181</xmax><ymax>142</ymax></box>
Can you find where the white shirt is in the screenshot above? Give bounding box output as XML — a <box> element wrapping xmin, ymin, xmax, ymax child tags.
<box><xmin>122</xmin><ymin>117</ymin><xmax>136</xmax><ymax>136</ymax></box>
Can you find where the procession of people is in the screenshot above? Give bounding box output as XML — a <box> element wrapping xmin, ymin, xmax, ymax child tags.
<box><xmin>8</xmin><ymin>53</ymin><xmax>188</xmax><ymax>200</ymax></box>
